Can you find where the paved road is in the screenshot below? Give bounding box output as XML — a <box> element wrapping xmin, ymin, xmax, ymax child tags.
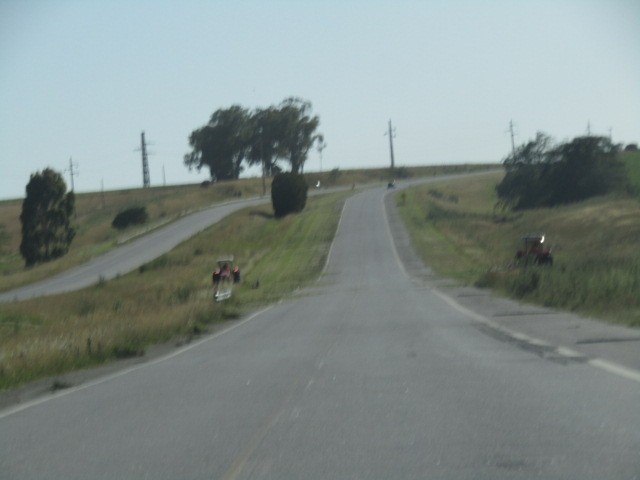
<box><xmin>1</xmin><ymin>183</ymin><xmax>639</xmax><ymax>479</ymax></box>
<box><xmin>0</xmin><ymin>184</ymin><xmax>359</xmax><ymax>303</ymax></box>
<box><xmin>0</xmin><ymin>197</ymin><xmax>269</xmax><ymax>302</ymax></box>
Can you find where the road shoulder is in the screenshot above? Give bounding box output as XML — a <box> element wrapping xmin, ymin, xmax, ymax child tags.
<box><xmin>384</xmin><ymin>189</ymin><xmax>640</xmax><ymax>380</ymax></box>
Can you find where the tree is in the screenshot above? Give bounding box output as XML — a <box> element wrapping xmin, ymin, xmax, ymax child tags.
<box><xmin>496</xmin><ymin>133</ymin><xmax>626</xmax><ymax>210</ymax></box>
<box><xmin>20</xmin><ymin>168</ymin><xmax>76</xmax><ymax>266</ymax></box>
<box><xmin>275</xmin><ymin>97</ymin><xmax>322</xmax><ymax>174</ymax></box>
<box><xmin>247</xmin><ymin>107</ymin><xmax>283</xmax><ymax>176</ymax></box>
<box><xmin>545</xmin><ymin>135</ymin><xmax>624</xmax><ymax>205</ymax></box>
<box><xmin>495</xmin><ymin>132</ymin><xmax>554</xmax><ymax>209</ymax></box>
<box><xmin>184</xmin><ymin>105</ymin><xmax>250</xmax><ymax>181</ymax></box>
<box><xmin>183</xmin><ymin>98</ymin><xmax>323</xmax><ymax>180</ymax></box>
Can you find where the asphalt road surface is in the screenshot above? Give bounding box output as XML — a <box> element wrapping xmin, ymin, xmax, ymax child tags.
<box><xmin>1</xmin><ymin>184</ymin><xmax>639</xmax><ymax>479</ymax></box>
<box><xmin>0</xmin><ymin>197</ymin><xmax>269</xmax><ymax>303</ymax></box>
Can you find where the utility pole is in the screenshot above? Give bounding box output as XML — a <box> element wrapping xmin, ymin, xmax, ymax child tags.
<box><xmin>65</xmin><ymin>157</ymin><xmax>78</xmax><ymax>192</ymax></box>
<box><xmin>316</xmin><ymin>136</ymin><xmax>326</xmax><ymax>173</ymax></box>
<box><xmin>140</xmin><ymin>131</ymin><xmax>150</xmax><ymax>188</ymax></box>
<box><xmin>162</xmin><ymin>164</ymin><xmax>166</xmax><ymax>186</ymax></box>
<box><xmin>587</xmin><ymin>121</ymin><xmax>592</xmax><ymax>137</ymax></box>
<box><xmin>385</xmin><ymin>119</ymin><xmax>396</xmax><ymax>169</ymax></box>
<box><xmin>507</xmin><ymin>120</ymin><xmax>517</xmax><ymax>157</ymax></box>
<box><xmin>100</xmin><ymin>178</ymin><xmax>105</xmax><ymax>209</ymax></box>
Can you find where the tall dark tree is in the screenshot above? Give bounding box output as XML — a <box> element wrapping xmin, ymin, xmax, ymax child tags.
<box><xmin>275</xmin><ymin>97</ymin><xmax>322</xmax><ymax>174</ymax></box>
<box><xmin>184</xmin><ymin>105</ymin><xmax>250</xmax><ymax>181</ymax></box>
<box><xmin>20</xmin><ymin>168</ymin><xmax>76</xmax><ymax>267</ymax></box>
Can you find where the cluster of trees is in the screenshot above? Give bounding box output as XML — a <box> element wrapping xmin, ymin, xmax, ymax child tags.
<box><xmin>20</xmin><ymin>168</ymin><xmax>76</xmax><ymax>266</ymax></box>
<box><xmin>496</xmin><ymin>133</ymin><xmax>628</xmax><ymax>210</ymax></box>
<box><xmin>184</xmin><ymin>97</ymin><xmax>324</xmax><ymax>181</ymax></box>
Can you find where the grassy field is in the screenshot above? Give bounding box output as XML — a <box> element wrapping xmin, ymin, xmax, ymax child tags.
<box><xmin>0</xmin><ymin>164</ymin><xmax>490</xmax><ymax>293</ymax></box>
<box><xmin>396</xmin><ymin>167</ymin><xmax>640</xmax><ymax>328</ymax></box>
<box><xmin>0</xmin><ymin>191</ymin><xmax>351</xmax><ymax>390</ymax></box>
<box><xmin>0</xmin><ymin>178</ymin><xmax>268</xmax><ymax>291</ymax></box>
<box><xmin>621</xmin><ymin>150</ymin><xmax>640</xmax><ymax>192</ymax></box>
<box><xmin>0</xmin><ymin>163</ymin><xmax>498</xmax><ymax>390</ymax></box>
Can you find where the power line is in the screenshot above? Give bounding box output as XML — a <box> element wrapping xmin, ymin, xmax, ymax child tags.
<box><xmin>135</xmin><ymin>131</ymin><xmax>153</xmax><ymax>188</ymax></box>
<box><xmin>385</xmin><ymin>119</ymin><xmax>396</xmax><ymax>169</ymax></box>
<box><xmin>506</xmin><ymin>120</ymin><xmax>517</xmax><ymax>157</ymax></box>
<box><xmin>141</xmin><ymin>131</ymin><xmax>150</xmax><ymax>188</ymax></box>
<box><xmin>65</xmin><ymin>157</ymin><xmax>79</xmax><ymax>192</ymax></box>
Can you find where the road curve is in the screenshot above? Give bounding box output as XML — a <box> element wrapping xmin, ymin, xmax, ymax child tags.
<box><xmin>0</xmin><ymin>172</ymin><xmax>492</xmax><ymax>303</ymax></box>
<box><xmin>0</xmin><ymin>196</ymin><xmax>270</xmax><ymax>302</ymax></box>
<box><xmin>1</xmin><ymin>180</ymin><xmax>638</xmax><ymax>479</ymax></box>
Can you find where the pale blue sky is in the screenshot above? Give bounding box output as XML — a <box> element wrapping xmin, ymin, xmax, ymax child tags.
<box><xmin>1</xmin><ymin>0</ymin><xmax>639</xmax><ymax>200</ymax></box>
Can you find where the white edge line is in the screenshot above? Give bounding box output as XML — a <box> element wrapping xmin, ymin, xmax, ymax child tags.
<box><xmin>383</xmin><ymin>187</ymin><xmax>640</xmax><ymax>386</ymax></box>
<box><xmin>588</xmin><ymin>358</ymin><xmax>640</xmax><ymax>383</ymax></box>
<box><xmin>319</xmin><ymin>197</ymin><xmax>349</xmax><ymax>279</ymax></box>
<box><xmin>0</xmin><ymin>305</ymin><xmax>274</xmax><ymax>419</ymax></box>
<box><xmin>433</xmin><ymin>283</ymin><xmax>640</xmax><ymax>385</ymax></box>
<box><xmin>382</xmin><ymin>190</ymin><xmax>410</xmax><ymax>279</ymax></box>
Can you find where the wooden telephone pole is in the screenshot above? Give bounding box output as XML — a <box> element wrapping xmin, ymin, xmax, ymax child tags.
<box><xmin>386</xmin><ymin>119</ymin><xmax>396</xmax><ymax>169</ymax></box>
<box><xmin>140</xmin><ymin>131</ymin><xmax>150</xmax><ymax>188</ymax></box>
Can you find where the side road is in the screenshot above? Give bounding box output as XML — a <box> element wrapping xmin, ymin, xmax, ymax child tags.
<box><xmin>0</xmin><ymin>183</ymin><xmax>365</xmax><ymax>303</ymax></box>
<box><xmin>385</xmin><ymin>191</ymin><xmax>640</xmax><ymax>382</ymax></box>
<box><xmin>0</xmin><ymin>195</ymin><xmax>275</xmax><ymax>303</ymax></box>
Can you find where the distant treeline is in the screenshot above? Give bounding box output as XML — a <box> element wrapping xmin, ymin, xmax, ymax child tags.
<box><xmin>496</xmin><ymin>133</ymin><xmax>629</xmax><ymax>210</ymax></box>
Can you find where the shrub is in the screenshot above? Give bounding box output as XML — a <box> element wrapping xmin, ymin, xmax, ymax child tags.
<box><xmin>271</xmin><ymin>172</ymin><xmax>308</xmax><ymax>218</ymax></box>
<box><xmin>112</xmin><ymin>206</ymin><xmax>148</xmax><ymax>230</ymax></box>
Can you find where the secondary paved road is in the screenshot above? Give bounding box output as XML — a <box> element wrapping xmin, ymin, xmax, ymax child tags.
<box><xmin>1</xmin><ymin>183</ymin><xmax>639</xmax><ymax>479</ymax></box>
<box><xmin>0</xmin><ymin>197</ymin><xmax>269</xmax><ymax>303</ymax></box>
<box><xmin>0</xmin><ymin>183</ymin><xmax>364</xmax><ymax>303</ymax></box>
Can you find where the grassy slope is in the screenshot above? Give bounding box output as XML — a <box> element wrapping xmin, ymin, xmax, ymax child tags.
<box><xmin>0</xmin><ymin>164</ymin><xmax>492</xmax><ymax>292</ymax></box>
<box><xmin>0</xmin><ymin>178</ymin><xmax>267</xmax><ymax>291</ymax></box>
<box><xmin>0</xmin><ymin>192</ymin><xmax>350</xmax><ymax>390</ymax></box>
<box><xmin>397</xmin><ymin>164</ymin><xmax>640</xmax><ymax>328</ymax></box>
<box><xmin>621</xmin><ymin>151</ymin><xmax>640</xmax><ymax>191</ymax></box>
<box><xmin>0</xmin><ymin>163</ymin><xmax>498</xmax><ymax>390</ymax></box>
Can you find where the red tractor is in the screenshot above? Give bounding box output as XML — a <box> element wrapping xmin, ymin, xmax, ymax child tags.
<box><xmin>515</xmin><ymin>234</ymin><xmax>553</xmax><ymax>266</ymax></box>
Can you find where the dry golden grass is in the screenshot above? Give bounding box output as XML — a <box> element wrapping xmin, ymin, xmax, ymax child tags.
<box><xmin>0</xmin><ymin>164</ymin><xmax>494</xmax><ymax>291</ymax></box>
<box><xmin>397</xmin><ymin>172</ymin><xmax>640</xmax><ymax>327</ymax></box>
<box><xmin>0</xmin><ymin>164</ymin><xmax>497</xmax><ymax>389</ymax></box>
<box><xmin>0</xmin><ymin>192</ymin><xmax>350</xmax><ymax>389</ymax></box>
<box><xmin>0</xmin><ymin>178</ymin><xmax>265</xmax><ymax>290</ymax></box>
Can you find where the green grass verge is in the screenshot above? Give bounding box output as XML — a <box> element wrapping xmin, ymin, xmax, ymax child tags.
<box><xmin>621</xmin><ymin>151</ymin><xmax>640</xmax><ymax>194</ymax></box>
<box><xmin>0</xmin><ymin>192</ymin><xmax>350</xmax><ymax>390</ymax></box>
<box><xmin>0</xmin><ymin>164</ymin><xmax>496</xmax><ymax>292</ymax></box>
<box><xmin>396</xmin><ymin>172</ymin><xmax>640</xmax><ymax>328</ymax></box>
